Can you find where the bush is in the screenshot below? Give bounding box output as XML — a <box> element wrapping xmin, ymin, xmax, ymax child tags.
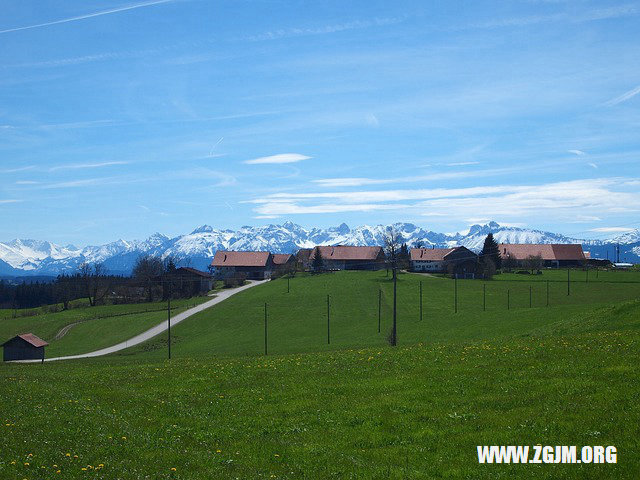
<box><xmin>223</xmin><ymin>274</ymin><xmax>247</xmax><ymax>288</ymax></box>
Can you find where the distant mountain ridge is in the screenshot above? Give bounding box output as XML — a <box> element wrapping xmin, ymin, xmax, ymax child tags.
<box><xmin>0</xmin><ymin>221</ymin><xmax>637</xmax><ymax>276</ymax></box>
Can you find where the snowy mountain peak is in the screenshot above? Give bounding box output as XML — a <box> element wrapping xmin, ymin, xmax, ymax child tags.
<box><xmin>1</xmin><ymin>220</ymin><xmax>638</xmax><ymax>276</ymax></box>
<box><xmin>191</xmin><ymin>225</ymin><xmax>214</xmax><ymax>234</ymax></box>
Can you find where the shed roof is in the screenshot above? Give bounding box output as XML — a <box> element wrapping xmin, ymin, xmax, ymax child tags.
<box><xmin>311</xmin><ymin>245</ymin><xmax>383</xmax><ymax>261</ymax></box>
<box><xmin>410</xmin><ymin>247</ymin><xmax>456</xmax><ymax>261</ymax></box>
<box><xmin>211</xmin><ymin>250</ymin><xmax>271</xmax><ymax>267</ymax></box>
<box><xmin>2</xmin><ymin>333</ymin><xmax>49</xmax><ymax>348</ymax></box>
<box><xmin>272</xmin><ymin>254</ymin><xmax>294</xmax><ymax>265</ymax></box>
<box><xmin>174</xmin><ymin>267</ymin><xmax>212</xmax><ymax>278</ymax></box>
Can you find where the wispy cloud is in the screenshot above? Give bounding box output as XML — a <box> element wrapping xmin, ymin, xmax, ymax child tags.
<box><xmin>15</xmin><ymin>180</ymin><xmax>39</xmax><ymax>185</ymax></box>
<box><xmin>589</xmin><ymin>227</ymin><xmax>635</xmax><ymax>233</ymax></box>
<box><xmin>568</xmin><ymin>149</ymin><xmax>586</xmax><ymax>156</ymax></box>
<box><xmin>447</xmin><ymin>161</ymin><xmax>480</xmax><ymax>166</ymax></box>
<box><xmin>0</xmin><ymin>165</ymin><xmax>35</xmax><ymax>174</ymax></box>
<box><xmin>0</xmin><ymin>0</ymin><xmax>175</xmax><ymax>35</ymax></box>
<box><xmin>588</xmin><ymin>162</ymin><xmax>598</xmax><ymax>169</ymax></box>
<box><xmin>0</xmin><ymin>199</ymin><xmax>22</xmax><ymax>204</ymax></box>
<box><xmin>604</xmin><ymin>85</ymin><xmax>640</xmax><ymax>106</ymax></box>
<box><xmin>49</xmin><ymin>161</ymin><xmax>128</xmax><ymax>172</ymax></box>
<box><xmin>244</xmin><ymin>153</ymin><xmax>311</xmax><ymax>165</ymax></box>
<box><xmin>244</xmin><ymin>17</ymin><xmax>403</xmax><ymax>41</ymax></box>
<box><xmin>248</xmin><ymin>178</ymin><xmax>640</xmax><ymax>221</ymax></box>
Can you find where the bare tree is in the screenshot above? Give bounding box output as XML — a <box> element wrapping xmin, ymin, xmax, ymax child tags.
<box><xmin>524</xmin><ymin>254</ymin><xmax>543</xmax><ymax>274</ymax></box>
<box><xmin>78</xmin><ymin>262</ymin><xmax>110</xmax><ymax>306</ymax></box>
<box><xmin>133</xmin><ymin>255</ymin><xmax>164</xmax><ymax>301</ymax></box>
<box><xmin>384</xmin><ymin>226</ymin><xmax>403</xmax><ymax>346</ymax></box>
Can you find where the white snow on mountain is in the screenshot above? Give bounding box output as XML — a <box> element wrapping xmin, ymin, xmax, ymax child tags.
<box><xmin>0</xmin><ymin>221</ymin><xmax>637</xmax><ymax>275</ymax></box>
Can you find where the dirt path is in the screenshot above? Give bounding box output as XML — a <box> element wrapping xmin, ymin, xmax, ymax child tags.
<box><xmin>16</xmin><ymin>280</ymin><xmax>267</xmax><ymax>363</ymax></box>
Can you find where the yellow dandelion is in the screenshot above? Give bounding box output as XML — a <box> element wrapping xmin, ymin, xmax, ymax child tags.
<box><xmin>216</xmin><ymin>449</ymin><xmax>221</xmax><ymax>453</ymax></box>
<box><xmin>171</xmin><ymin>467</ymin><xmax>177</xmax><ymax>471</ymax></box>
<box><xmin>65</xmin><ymin>453</ymin><xmax>71</xmax><ymax>457</ymax></box>
<box><xmin>56</xmin><ymin>470</ymin><xmax>61</xmax><ymax>474</ymax></box>
<box><xmin>24</xmin><ymin>462</ymin><xmax>29</xmax><ymax>466</ymax></box>
<box><xmin>274</xmin><ymin>454</ymin><xmax>280</xmax><ymax>457</ymax></box>
<box><xmin>81</xmin><ymin>467</ymin><xmax>87</xmax><ymax>471</ymax></box>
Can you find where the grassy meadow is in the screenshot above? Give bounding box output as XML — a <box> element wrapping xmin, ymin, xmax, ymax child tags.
<box><xmin>0</xmin><ymin>297</ymin><xmax>210</xmax><ymax>357</ymax></box>
<box><xmin>1</xmin><ymin>269</ymin><xmax>639</xmax><ymax>478</ymax></box>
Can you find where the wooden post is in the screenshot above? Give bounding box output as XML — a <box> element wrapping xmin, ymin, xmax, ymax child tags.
<box><xmin>327</xmin><ymin>294</ymin><xmax>330</xmax><ymax>345</ymax></box>
<box><xmin>419</xmin><ymin>281</ymin><xmax>423</xmax><ymax>321</ymax></box>
<box><xmin>287</xmin><ymin>276</ymin><xmax>290</xmax><ymax>293</ymax></box>
<box><xmin>392</xmin><ymin>268</ymin><xmax>397</xmax><ymax>345</ymax></box>
<box><xmin>264</xmin><ymin>303</ymin><xmax>268</xmax><ymax>355</ymax></box>
<box><xmin>483</xmin><ymin>283</ymin><xmax>486</xmax><ymax>311</ymax></box>
<box><xmin>454</xmin><ymin>275</ymin><xmax>458</xmax><ymax>313</ymax></box>
<box><xmin>378</xmin><ymin>289</ymin><xmax>381</xmax><ymax>333</ymax></box>
<box><xmin>507</xmin><ymin>289</ymin><xmax>510</xmax><ymax>310</ymax></box>
<box><xmin>529</xmin><ymin>285</ymin><xmax>532</xmax><ymax>308</ymax></box>
<box><xmin>567</xmin><ymin>269</ymin><xmax>570</xmax><ymax>296</ymax></box>
<box><xmin>546</xmin><ymin>280</ymin><xmax>549</xmax><ymax>307</ymax></box>
<box><xmin>167</xmin><ymin>286</ymin><xmax>171</xmax><ymax>360</ymax></box>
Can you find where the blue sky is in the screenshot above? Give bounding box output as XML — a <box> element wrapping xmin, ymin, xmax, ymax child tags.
<box><xmin>1</xmin><ymin>0</ymin><xmax>639</xmax><ymax>246</ymax></box>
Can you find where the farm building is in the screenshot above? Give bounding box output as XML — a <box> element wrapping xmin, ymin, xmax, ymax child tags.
<box><xmin>2</xmin><ymin>333</ymin><xmax>48</xmax><ymax>362</ymax></box>
<box><xmin>499</xmin><ymin>243</ymin><xmax>586</xmax><ymax>268</ymax></box>
<box><xmin>410</xmin><ymin>246</ymin><xmax>478</xmax><ymax>277</ymax></box>
<box><xmin>161</xmin><ymin>267</ymin><xmax>213</xmax><ymax>295</ymax></box>
<box><xmin>211</xmin><ymin>251</ymin><xmax>275</xmax><ymax>280</ymax></box>
<box><xmin>309</xmin><ymin>245</ymin><xmax>386</xmax><ymax>271</ymax></box>
<box><xmin>272</xmin><ymin>253</ymin><xmax>296</xmax><ymax>275</ymax></box>
<box><xmin>295</xmin><ymin>248</ymin><xmax>313</xmax><ymax>270</ymax></box>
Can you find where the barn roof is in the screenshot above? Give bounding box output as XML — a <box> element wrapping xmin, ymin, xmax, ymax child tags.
<box><xmin>272</xmin><ymin>254</ymin><xmax>294</xmax><ymax>265</ymax></box>
<box><xmin>211</xmin><ymin>250</ymin><xmax>271</xmax><ymax>267</ymax></box>
<box><xmin>311</xmin><ymin>245</ymin><xmax>383</xmax><ymax>261</ymax></box>
<box><xmin>410</xmin><ymin>247</ymin><xmax>456</xmax><ymax>261</ymax></box>
<box><xmin>2</xmin><ymin>333</ymin><xmax>49</xmax><ymax>348</ymax></box>
<box><xmin>498</xmin><ymin>243</ymin><xmax>585</xmax><ymax>261</ymax></box>
<box><xmin>175</xmin><ymin>267</ymin><xmax>212</xmax><ymax>278</ymax></box>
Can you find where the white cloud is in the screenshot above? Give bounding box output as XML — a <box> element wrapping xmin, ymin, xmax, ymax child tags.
<box><xmin>0</xmin><ymin>199</ymin><xmax>22</xmax><ymax>204</ymax></box>
<box><xmin>604</xmin><ymin>85</ymin><xmax>640</xmax><ymax>106</ymax></box>
<box><xmin>49</xmin><ymin>161</ymin><xmax>128</xmax><ymax>172</ymax></box>
<box><xmin>447</xmin><ymin>161</ymin><xmax>480</xmax><ymax>166</ymax></box>
<box><xmin>244</xmin><ymin>153</ymin><xmax>311</xmax><ymax>165</ymax></box>
<box><xmin>0</xmin><ymin>0</ymin><xmax>174</xmax><ymax>35</ymax></box>
<box><xmin>249</xmin><ymin>178</ymin><xmax>640</xmax><ymax>221</ymax></box>
<box><xmin>589</xmin><ymin>227</ymin><xmax>636</xmax><ymax>233</ymax></box>
<box><xmin>588</xmin><ymin>162</ymin><xmax>598</xmax><ymax>169</ymax></box>
<box><xmin>568</xmin><ymin>149</ymin><xmax>586</xmax><ymax>156</ymax></box>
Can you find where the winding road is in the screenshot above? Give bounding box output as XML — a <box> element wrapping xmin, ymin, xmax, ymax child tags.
<box><xmin>20</xmin><ymin>280</ymin><xmax>267</xmax><ymax>363</ymax></box>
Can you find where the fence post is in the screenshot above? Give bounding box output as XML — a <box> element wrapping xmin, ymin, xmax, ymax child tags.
<box><xmin>546</xmin><ymin>280</ymin><xmax>549</xmax><ymax>307</ymax></box>
<box><xmin>567</xmin><ymin>269</ymin><xmax>570</xmax><ymax>296</ymax></box>
<box><xmin>483</xmin><ymin>283</ymin><xmax>486</xmax><ymax>311</ymax></box>
<box><xmin>454</xmin><ymin>275</ymin><xmax>458</xmax><ymax>313</ymax></box>
<box><xmin>378</xmin><ymin>289</ymin><xmax>381</xmax><ymax>333</ymax></box>
<box><xmin>327</xmin><ymin>294</ymin><xmax>330</xmax><ymax>345</ymax></box>
<box><xmin>264</xmin><ymin>302</ymin><xmax>268</xmax><ymax>355</ymax></box>
<box><xmin>507</xmin><ymin>289</ymin><xmax>510</xmax><ymax>310</ymax></box>
<box><xmin>419</xmin><ymin>281</ymin><xmax>423</xmax><ymax>321</ymax></box>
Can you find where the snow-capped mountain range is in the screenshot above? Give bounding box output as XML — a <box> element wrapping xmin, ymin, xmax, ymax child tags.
<box><xmin>0</xmin><ymin>221</ymin><xmax>637</xmax><ymax>276</ymax></box>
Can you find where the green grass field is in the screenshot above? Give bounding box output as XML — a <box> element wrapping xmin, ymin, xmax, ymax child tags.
<box><xmin>122</xmin><ymin>270</ymin><xmax>640</xmax><ymax>359</ymax></box>
<box><xmin>0</xmin><ymin>297</ymin><xmax>210</xmax><ymax>357</ymax></box>
<box><xmin>1</xmin><ymin>270</ymin><xmax>639</xmax><ymax>478</ymax></box>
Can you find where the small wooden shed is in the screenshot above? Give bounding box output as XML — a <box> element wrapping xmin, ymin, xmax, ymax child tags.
<box><xmin>2</xmin><ymin>333</ymin><xmax>48</xmax><ymax>362</ymax></box>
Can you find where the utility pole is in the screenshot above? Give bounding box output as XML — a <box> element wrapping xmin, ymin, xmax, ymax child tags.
<box><xmin>546</xmin><ymin>280</ymin><xmax>549</xmax><ymax>307</ymax></box>
<box><xmin>327</xmin><ymin>294</ymin><xmax>331</xmax><ymax>345</ymax></box>
<box><xmin>567</xmin><ymin>269</ymin><xmax>570</xmax><ymax>296</ymax></box>
<box><xmin>419</xmin><ymin>281</ymin><xmax>423</xmax><ymax>321</ymax></box>
<box><xmin>264</xmin><ymin>302</ymin><xmax>268</xmax><ymax>355</ymax></box>
<box><xmin>483</xmin><ymin>283</ymin><xmax>486</xmax><ymax>311</ymax></box>
<box><xmin>392</xmin><ymin>267</ymin><xmax>397</xmax><ymax>345</ymax></box>
<box><xmin>529</xmin><ymin>285</ymin><xmax>532</xmax><ymax>308</ymax></box>
<box><xmin>454</xmin><ymin>275</ymin><xmax>458</xmax><ymax>313</ymax></box>
<box><xmin>378</xmin><ymin>289</ymin><xmax>381</xmax><ymax>333</ymax></box>
<box><xmin>287</xmin><ymin>276</ymin><xmax>290</xmax><ymax>293</ymax></box>
<box><xmin>167</xmin><ymin>281</ymin><xmax>171</xmax><ymax>360</ymax></box>
<box><xmin>507</xmin><ymin>289</ymin><xmax>510</xmax><ymax>310</ymax></box>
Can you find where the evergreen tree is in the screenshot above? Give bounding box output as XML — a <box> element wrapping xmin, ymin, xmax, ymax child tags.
<box><xmin>312</xmin><ymin>247</ymin><xmax>324</xmax><ymax>273</ymax></box>
<box><xmin>481</xmin><ymin>233</ymin><xmax>501</xmax><ymax>270</ymax></box>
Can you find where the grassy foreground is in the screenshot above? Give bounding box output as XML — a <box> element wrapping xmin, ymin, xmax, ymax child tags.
<box><xmin>1</xmin><ymin>300</ymin><xmax>639</xmax><ymax>479</ymax></box>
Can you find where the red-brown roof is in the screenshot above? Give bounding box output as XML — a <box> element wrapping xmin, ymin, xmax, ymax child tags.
<box><xmin>498</xmin><ymin>244</ymin><xmax>585</xmax><ymax>261</ymax></box>
<box><xmin>175</xmin><ymin>267</ymin><xmax>212</xmax><ymax>278</ymax></box>
<box><xmin>410</xmin><ymin>247</ymin><xmax>456</xmax><ymax>261</ymax></box>
<box><xmin>272</xmin><ymin>254</ymin><xmax>294</xmax><ymax>265</ymax></box>
<box><xmin>2</xmin><ymin>333</ymin><xmax>49</xmax><ymax>348</ymax></box>
<box><xmin>311</xmin><ymin>245</ymin><xmax>383</xmax><ymax>261</ymax></box>
<box><xmin>211</xmin><ymin>251</ymin><xmax>271</xmax><ymax>267</ymax></box>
